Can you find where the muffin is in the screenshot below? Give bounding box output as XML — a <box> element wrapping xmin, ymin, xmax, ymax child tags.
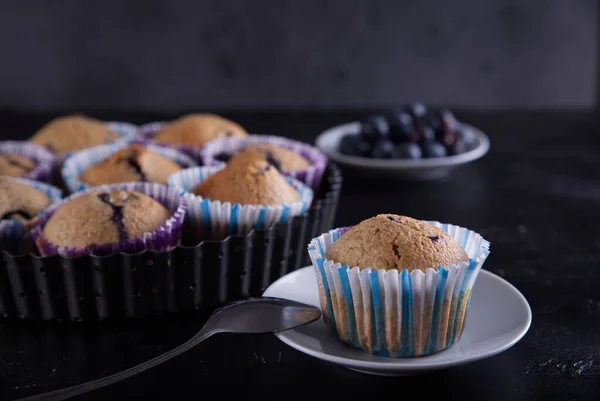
<box><xmin>198</xmin><ymin>135</ymin><xmax>328</xmax><ymax>189</ymax></box>
<box><xmin>0</xmin><ymin>179</ymin><xmax>53</xmax><ymax>221</ymax></box>
<box><xmin>192</xmin><ymin>153</ymin><xmax>301</xmax><ymax>205</ymax></box>
<box><xmin>0</xmin><ymin>177</ymin><xmax>62</xmax><ymax>254</ymax></box>
<box><xmin>308</xmin><ymin>214</ymin><xmax>490</xmax><ymax>358</ymax></box>
<box><xmin>150</xmin><ymin>113</ymin><xmax>247</xmax><ymax>147</ymax></box>
<box><xmin>0</xmin><ymin>141</ymin><xmax>55</xmax><ymax>182</ymax></box>
<box><xmin>229</xmin><ymin>144</ymin><xmax>311</xmax><ymax>172</ymax></box>
<box><xmin>31</xmin><ymin>182</ymin><xmax>187</xmax><ymax>257</ymax></box>
<box><xmin>29</xmin><ymin>115</ymin><xmax>119</xmax><ymax>154</ymax></box>
<box><xmin>168</xmin><ymin>154</ymin><xmax>314</xmax><ymax>240</ymax></box>
<box><xmin>0</xmin><ymin>153</ymin><xmax>36</xmax><ymax>178</ymax></box>
<box><xmin>80</xmin><ymin>144</ymin><xmax>183</xmax><ymax>186</ymax></box>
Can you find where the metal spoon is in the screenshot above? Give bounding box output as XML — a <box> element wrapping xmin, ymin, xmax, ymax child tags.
<box><xmin>17</xmin><ymin>297</ymin><xmax>321</xmax><ymax>401</ymax></box>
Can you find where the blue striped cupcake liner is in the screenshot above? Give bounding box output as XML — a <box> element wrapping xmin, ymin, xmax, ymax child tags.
<box><xmin>308</xmin><ymin>222</ymin><xmax>491</xmax><ymax>358</ymax></box>
<box><xmin>52</xmin><ymin>121</ymin><xmax>138</xmax><ymax>165</ymax></box>
<box><xmin>137</xmin><ymin>121</ymin><xmax>201</xmax><ymax>159</ymax></box>
<box><xmin>0</xmin><ymin>141</ymin><xmax>55</xmax><ymax>182</ymax></box>
<box><xmin>168</xmin><ymin>165</ymin><xmax>314</xmax><ymax>239</ymax></box>
<box><xmin>197</xmin><ymin>134</ymin><xmax>328</xmax><ymax>190</ymax></box>
<box><xmin>29</xmin><ymin>182</ymin><xmax>187</xmax><ymax>257</ymax></box>
<box><xmin>0</xmin><ymin>177</ymin><xmax>63</xmax><ymax>252</ymax></box>
<box><xmin>61</xmin><ymin>139</ymin><xmax>198</xmax><ymax>194</ymax></box>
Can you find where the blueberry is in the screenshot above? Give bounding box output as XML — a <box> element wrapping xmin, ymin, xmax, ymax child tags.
<box><xmin>439</xmin><ymin>108</ymin><xmax>458</xmax><ymax>131</ymax></box>
<box><xmin>406</xmin><ymin>102</ymin><xmax>427</xmax><ymax>119</ymax></box>
<box><xmin>450</xmin><ymin>126</ymin><xmax>478</xmax><ymax>155</ymax></box>
<box><xmin>357</xmin><ymin>141</ymin><xmax>373</xmax><ymax>157</ymax></box>
<box><xmin>421</xmin><ymin>126</ymin><xmax>436</xmax><ymax>142</ymax></box>
<box><xmin>421</xmin><ymin>140</ymin><xmax>448</xmax><ymax>158</ymax></box>
<box><xmin>360</xmin><ymin>115</ymin><xmax>389</xmax><ymax>144</ymax></box>
<box><xmin>339</xmin><ymin>134</ymin><xmax>360</xmax><ymax>155</ymax></box>
<box><xmin>388</xmin><ymin>111</ymin><xmax>414</xmax><ymax>143</ymax></box>
<box><xmin>371</xmin><ymin>140</ymin><xmax>395</xmax><ymax>159</ymax></box>
<box><xmin>392</xmin><ymin>142</ymin><xmax>422</xmax><ymax>159</ymax></box>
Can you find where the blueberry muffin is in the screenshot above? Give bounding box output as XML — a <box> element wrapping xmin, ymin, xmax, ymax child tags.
<box><xmin>308</xmin><ymin>214</ymin><xmax>490</xmax><ymax>357</ymax></box>
<box><xmin>29</xmin><ymin>114</ymin><xmax>117</xmax><ymax>154</ymax></box>
<box><xmin>0</xmin><ymin>179</ymin><xmax>52</xmax><ymax>221</ymax></box>
<box><xmin>193</xmin><ymin>153</ymin><xmax>300</xmax><ymax>205</ymax></box>
<box><xmin>0</xmin><ymin>153</ymin><xmax>36</xmax><ymax>177</ymax></box>
<box><xmin>80</xmin><ymin>144</ymin><xmax>182</xmax><ymax>186</ymax></box>
<box><xmin>40</xmin><ymin>190</ymin><xmax>171</xmax><ymax>251</ymax></box>
<box><xmin>229</xmin><ymin>144</ymin><xmax>311</xmax><ymax>172</ymax></box>
<box><xmin>152</xmin><ymin>113</ymin><xmax>247</xmax><ymax>147</ymax></box>
<box><xmin>325</xmin><ymin>214</ymin><xmax>468</xmax><ymax>272</ymax></box>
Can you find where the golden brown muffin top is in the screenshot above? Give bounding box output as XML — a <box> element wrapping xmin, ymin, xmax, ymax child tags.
<box><xmin>29</xmin><ymin>114</ymin><xmax>117</xmax><ymax>154</ymax></box>
<box><xmin>230</xmin><ymin>144</ymin><xmax>310</xmax><ymax>172</ymax></box>
<box><xmin>152</xmin><ymin>113</ymin><xmax>247</xmax><ymax>146</ymax></box>
<box><xmin>193</xmin><ymin>153</ymin><xmax>300</xmax><ymax>205</ymax></box>
<box><xmin>0</xmin><ymin>179</ymin><xmax>51</xmax><ymax>221</ymax></box>
<box><xmin>325</xmin><ymin>214</ymin><xmax>469</xmax><ymax>272</ymax></box>
<box><xmin>80</xmin><ymin>144</ymin><xmax>182</xmax><ymax>186</ymax></box>
<box><xmin>42</xmin><ymin>190</ymin><xmax>170</xmax><ymax>250</ymax></box>
<box><xmin>0</xmin><ymin>154</ymin><xmax>36</xmax><ymax>177</ymax></box>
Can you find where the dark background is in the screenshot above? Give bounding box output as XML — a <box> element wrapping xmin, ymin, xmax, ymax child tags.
<box><xmin>0</xmin><ymin>0</ymin><xmax>597</xmax><ymax>113</ymax></box>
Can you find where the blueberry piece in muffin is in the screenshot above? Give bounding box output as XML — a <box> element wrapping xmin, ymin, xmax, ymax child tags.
<box><xmin>80</xmin><ymin>145</ymin><xmax>182</xmax><ymax>186</ymax></box>
<box><xmin>229</xmin><ymin>144</ymin><xmax>311</xmax><ymax>172</ymax></box>
<box><xmin>0</xmin><ymin>179</ymin><xmax>52</xmax><ymax>222</ymax></box>
<box><xmin>41</xmin><ymin>190</ymin><xmax>171</xmax><ymax>251</ymax></box>
<box><xmin>152</xmin><ymin>113</ymin><xmax>247</xmax><ymax>147</ymax></box>
<box><xmin>193</xmin><ymin>153</ymin><xmax>300</xmax><ymax>205</ymax></box>
<box><xmin>0</xmin><ymin>153</ymin><xmax>36</xmax><ymax>177</ymax></box>
<box><xmin>29</xmin><ymin>114</ymin><xmax>118</xmax><ymax>154</ymax></box>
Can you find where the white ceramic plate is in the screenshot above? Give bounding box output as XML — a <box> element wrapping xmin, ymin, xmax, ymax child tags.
<box><xmin>263</xmin><ymin>266</ymin><xmax>531</xmax><ymax>376</ymax></box>
<box><xmin>315</xmin><ymin>122</ymin><xmax>490</xmax><ymax>181</ymax></box>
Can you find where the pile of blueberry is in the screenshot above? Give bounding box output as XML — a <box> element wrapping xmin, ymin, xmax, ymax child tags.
<box><xmin>339</xmin><ymin>103</ymin><xmax>478</xmax><ymax>160</ymax></box>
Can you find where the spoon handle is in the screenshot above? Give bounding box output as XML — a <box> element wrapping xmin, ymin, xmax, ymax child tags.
<box><xmin>15</xmin><ymin>327</ymin><xmax>219</xmax><ymax>401</ymax></box>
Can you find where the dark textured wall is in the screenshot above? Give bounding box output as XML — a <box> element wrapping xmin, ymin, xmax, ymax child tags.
<box><xmin>0</xmin><ymin>0</ymin><xmax>597</xmax><ymax>112</ymax></box>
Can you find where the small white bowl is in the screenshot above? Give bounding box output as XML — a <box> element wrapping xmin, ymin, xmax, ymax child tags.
<box><xmin>315</xmin><ymin>122</ymin><xmax>490</xmax><ymax>181</ymax></box>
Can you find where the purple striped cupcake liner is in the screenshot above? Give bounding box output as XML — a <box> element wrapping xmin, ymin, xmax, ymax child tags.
<box><xmin>198</xmin><ymin>135</ymin><xmax>328</xmax><ymax>189</ymax></box>
<box><xmin>0</xmin><ymin>141</ymin><xmax>55</xmax><ymax>182</ymax></box>
<box><xmin>308</xmin><ymin>222</ymin><xmax>490</xmax><ymax>357</ymax></box>
<box><xmin>30</xmin><ymin>182</ymin><xmax>187</xmax><ymax>258</ymax></box>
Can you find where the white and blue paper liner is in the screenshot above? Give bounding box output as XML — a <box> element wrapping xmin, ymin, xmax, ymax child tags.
<box><xmin>198</xmin><ymin>135</ymin><xmax>328</xmax><ymax>190</ymax></box>
<box><xmin>168</xmin><ymin>165</ymin><xmax>314</xmax><ymax>239</ymax></box>
<box><xmin>0</xmin><ymin>177</ymin><xmax>63</xmax><ymax>252</ymax></box>
<box><xmin>0</xmin><ymin>141</ymin><xmax>55</xmax><ymax>182</ymax></box>
<box><xmin>29</xmin><ymin>182</ymin><xmax>187</xmax><ymax>258</ymax></box>
<box><xmin>52</xmin><ymin>121</ymin><xmax>138</xmax><ymax>165</ymax></box>
<box><xmin>61</xmin><ymin>140</ymin><xmax>197</xmax><ymax>194</ymax></box>
<box><xmin>137</xmin><ymin>121</ymin><xmax>203</xmax><ymax>158</ymax></box>
<box><xmin>308</xmin><ymin>222</ymin><xmax>491</xmax><ymax>358</ymax></box>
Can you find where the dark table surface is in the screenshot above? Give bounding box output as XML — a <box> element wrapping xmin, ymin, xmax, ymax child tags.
<box><xmin>1</xmin><ymin>109</ymin><xmax>600</xmax><ymax>400</ymax></box>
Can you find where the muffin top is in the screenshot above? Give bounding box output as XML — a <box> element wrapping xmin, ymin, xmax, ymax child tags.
<box><xmin>81</xmin><ymin>145</ymin><xmax>182</xmax><ymax>186</ymax></box>
<box><xmin>230</xmin><ymin>144</ymin><xmax>310</xmax><ymax>172</ymax></box>
<box><xmin>29</xmin><ymin>115</ymin><xmax>117</xmax><ymax>153</ymax></box>
<box><xmin>0</xmin><ymin>153</ymin><xmax>36</xmax><ymax>177</ymax></box>
<box><xmin>0</xmin><ymin>179</ymin><xmax>51</xmax><ymax>221</ymax></box>
<box><xmin>193</xmin><ymin>153</ymin><xmax>301</xmax><ymax>205</ymax></box>
<box><xmin>325</xmin><ymin>214</ymin><xmax>468</xmax><ymax>272</ymax></box>
<box><xmin>152</xmin><ymin>113</ymin><xmax>247</xmax><ymax>146</ymax></box>
<box><xmin>42</xmin><ymin>190</ymin><xmax>171</xmax><ymax>250</ymax></box>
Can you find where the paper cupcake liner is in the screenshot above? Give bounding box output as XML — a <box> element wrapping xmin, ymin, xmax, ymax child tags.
<box><xmin>0</xmin><ymin>141</ymin><xmax>55</xmax><ymax>182</ymax></box>
<box><xmin>61</xmin><ymin>139</ymin><xmax>197</xmax><ymax>194</ymax></box>
<box><xmin>168</xmin><ymin>165</ymin><xmax>314</xmax><ymax>240</ymax></box>
<box><xmin>0</xmin><ymin>178</ymin><xmax>63</xmax><ymax>254</ymax></box>
<box><xmin>30</xmin><ymin>182</ymin><xmax>187</xmax><ymax>258</ymax></box>
<box><xmin>198</xmin><ymin>134</ymin><xmax>328</xmax><ymax>189</ymax></box>
<box><xmin>308</xmin><ymin>222</ymin><xmax>490</xmax><ymax>357</ymax></box>
<box><xmin>137</xmin><ymin>121</ymin><xmax>203</xmax><ymax>158</ymax></box>
<box><xmin>0</xmin><ymin>163</ymin><xmax>341</xmax><ymax>321</ymax></box>
<box><xmin>51</xmin><ymin>121</ymin><xmax>138</xmax><ymax>166</ymax></box>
